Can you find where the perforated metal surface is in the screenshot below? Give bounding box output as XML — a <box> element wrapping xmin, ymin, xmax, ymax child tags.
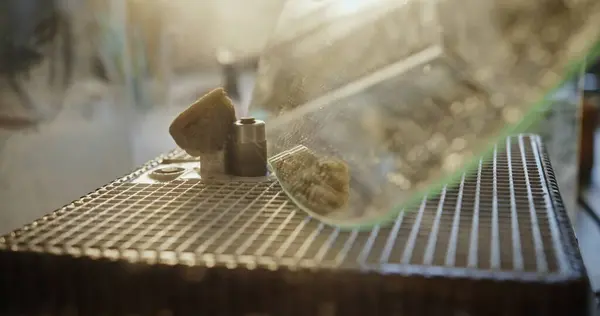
<box><xmin>0</xmin><ymin>135</ymin><xmax>591</xmax><ymax>316</ymax></box>
<box><xmin>0</xmin><ymin>135</ymin><xmax>577</xmax><ymax>275</ymax></box>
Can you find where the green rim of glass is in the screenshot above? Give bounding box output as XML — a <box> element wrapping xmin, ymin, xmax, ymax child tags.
<box><xmin>270</xmin><ymin>40</ymin><xmax>600</xmax><ymax>231</ymax></box>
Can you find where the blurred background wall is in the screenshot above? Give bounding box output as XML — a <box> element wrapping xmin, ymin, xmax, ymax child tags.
<box><xmin>0</xmin><ymin>0</ymin><xmax>285</xmax><ymax>234</ymax></box>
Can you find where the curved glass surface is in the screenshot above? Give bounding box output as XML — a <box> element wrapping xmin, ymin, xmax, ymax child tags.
<box><xmin>249</xmin><ymin>0</ymin><xmax>600</xmax><ymax>229</ymax></box>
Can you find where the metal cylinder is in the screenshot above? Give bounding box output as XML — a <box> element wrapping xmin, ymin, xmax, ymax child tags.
<box><xmin>228</xmin><ymin>117</ymin><xmax>268</xmax><ymax>177</ymax></box>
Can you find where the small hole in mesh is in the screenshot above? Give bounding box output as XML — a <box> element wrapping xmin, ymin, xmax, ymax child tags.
<box><xmin>163</xmin><ymin>205</ymin><xmax>183</xmax><ymax>210</ymax></box>
<box><xmin>532</xmin><ymin>196</ymin><xmax>547</xmax><ymax>207</ymax></box>
<box><xmin>154</xmin><ymin>189</ymin><xmax>174</xmax><ymax>195</ymax></box>
<box><xmin>106</xmin><ymin>196</ymin><xmax>127</xmax><ymax>201</ymax></box>
<box><xmin>443</xmin><ymin>198</ymin><xmax>459</xmax><ymax>207</ymax></box>
<box><xmin>459</xmin><ymin>191</ymin><xmax>478</xmax><ymax>199</ymax></box>
<box><xmin>137</xmin><ymin>199</ymin><xmax>158</xmax><ymax>206</ymax></box>
<box><xmin>230</xmin><ymin>191</ymin><xmax>246</xmax><ymax>197</ymax></box>
<box><xmin>273</xmin><ymin>195</ymin><xmax>289</xmax><ymax>201</ymax></box>
<box><xmin>496</xmin><ymin>193</ymin><xmax>511</xmax><ymax>200</ymax></box>
<box><xmin>495</xmin><ymin>178</ymin><xmax>512</xmax><ymax>185</ymax></box>
<box><xmin>201</xmin><ymin>186</ymin><xmax>219</xmax><ymax>192</ymax></box>
<box><xmin>245</xmin><ymin>192</ymin><xmax>261</xmax><ymax>198</ymax></box>
<box><xmin>170</xmin><ymin>187</ymin><xmax>188</xmax><ymax>193</ymax></box>
<box><xmin>445</xmin><ymin>186</ymin><xmax>461</xmax><ymax>194</ymax></box>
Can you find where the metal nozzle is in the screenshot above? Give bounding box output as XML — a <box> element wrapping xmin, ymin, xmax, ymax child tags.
<box><xmin>228</xmin><ymin>117</ymin><xmax>268</xmax><ymax>177</ymax></box>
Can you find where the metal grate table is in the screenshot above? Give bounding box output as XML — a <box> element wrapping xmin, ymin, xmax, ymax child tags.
<box><xmin>0</xmin><ymin>135</ymin><xmax>594</xmax><ymax>315</ymax></box>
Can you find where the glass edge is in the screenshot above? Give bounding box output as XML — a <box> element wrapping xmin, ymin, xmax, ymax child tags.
<box><xmin>269</xmin><ymin>40</ymin><xmax>600</xmax><ymax>232</ymax></box>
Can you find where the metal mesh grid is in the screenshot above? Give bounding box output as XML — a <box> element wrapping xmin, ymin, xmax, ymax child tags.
<box><xmin>0</xmin><ymin>135</ymin><xmax>577</xmax><ymax>279</ymax></box>
<box><xmin>163</xmin><ymin>151</ymin><xmax>195</xmax><ymax>162</ymax></box>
